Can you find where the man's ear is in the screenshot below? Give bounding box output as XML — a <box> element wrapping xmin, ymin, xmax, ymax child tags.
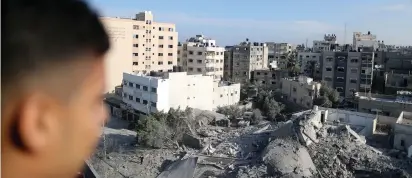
<box><xmin>17</xmin><ymin>93</ymin><xmax>59</xmax><ymax>154</ymax></box>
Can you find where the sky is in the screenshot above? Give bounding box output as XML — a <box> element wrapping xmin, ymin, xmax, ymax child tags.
<box><xmin>89</xmin><ymin>0</ymin><xmax>412</xmax><ymax>46</ymax></box>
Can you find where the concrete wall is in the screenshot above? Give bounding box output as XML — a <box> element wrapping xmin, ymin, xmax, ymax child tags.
<box><xmin>281</xmin><ymin>77</ymin><xmax>321</xmax><ymax>108</ymax></box>
<box><xmin>100</xmin><ymin>18</ymin><xmax>134</xmax><ymax>93</ymax></box>
<box><xmin>213</xmin><ymin>83</ymin><xmax>241</xmax><ymax>108</ymax></box>
<box><xmin>393</xmin><ymin>123</ymin><xmax>412</xmax><ymax>150</ymax></box>
<box><xmin>319</xmin><ymin>107</ymin><xmax>377</xmax><ymax>136</ymax></box>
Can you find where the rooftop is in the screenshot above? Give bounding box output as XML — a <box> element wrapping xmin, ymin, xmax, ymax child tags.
<box><xmin>355</xmin><ymin>92</ymin><xmax>412</xmax><ymax>104</ymax></box>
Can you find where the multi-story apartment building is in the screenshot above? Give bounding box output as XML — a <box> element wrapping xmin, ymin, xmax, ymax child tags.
<box><xmin>223</xmin><ymin>46</ymin><xmax>234</xmax><ymax>81</ymax></box>
<box><xmin>224</xmin><ymin>41</ymin><xmax>268</xmax><ymax>83</ymax></box>
<box><xmin>100</xmin><ymin>11</ymin><xmax>178</xmax><ymax>92</ymax></box>
<box><xmin>266</xmin><ymin>42</ymin><xmax>294</xmax><ymax>61</ymax></box>
<box><xmin>122</xmin><ymin>72</ymin><xmax>240</xmax><ymax>115</ymax></box>
<box><xmin>313</xmin><ymin>34</ymin><xmax>338</xmax><ymax>52</ymax></box>
<box><xmin>280</xmin><ymin>76</ymin><xmax>322</xmax><ymax>108</ymax></box>
<box><xmin>250</xmin><ymin>69</ymin><xmax>289</xmax><ymax>90</ymax></box>
<box><xmin>321</xmin><ymin>49</ymin><xmax>375</xmax><ymax>98</ymax></box>
<box><xmin>298</xmin><ymin>52</ymin><xmax>322</xmax><ymax>80</ymax></box>
<box><xmin>356</xmin><ymin>91</ymin><xmax>412</xmax><ymax>117</ymax></box>
<box><xmin>177</xmin><ymin>35</ymin><xmax>225</xmax><ymax>80</ymax></box>
<box><xmin>353</xmin><ymin>31</ymin><xmax>378</xmax><ymax>51</ymax></box>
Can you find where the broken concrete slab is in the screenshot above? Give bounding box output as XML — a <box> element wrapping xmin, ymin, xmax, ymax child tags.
<box><xmin>182</xmin><ymin>133</ymin><xmax>203</xmax><ymax>149</ymax></box>
<box><xmin>262</xmin><ymin>138</ymin><xmax>317</xmax><ymax>178</ymax></box>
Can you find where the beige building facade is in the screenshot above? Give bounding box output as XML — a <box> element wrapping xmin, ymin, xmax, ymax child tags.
<box><xmin>280</xmin><ymin>76</ymin><xmax>322</xmax><ymax>108</ymax></box>
<box><xmin>177</xmin><ymin>35</ymin><xmax>225</xmax><ymax>80</ymax></box>
<box><xmin>100</xmin><ymin>11</ymin><xmax>178</xmax><ymax>92</ymax></box>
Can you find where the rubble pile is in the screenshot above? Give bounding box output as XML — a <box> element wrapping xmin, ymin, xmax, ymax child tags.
<box><xmin>91</xmin><ymin>110</ymin><xmax>412</xmax><ymax>178</ymax></box>
<box><xmin>308</xmin><ymin>125</ymin><xmax>412</xmax><ymax>177</ymax></box>
<box><xmin>262</xmin><ymin>138</ymin><xmax>317</xmax><ymax>177</ymax></box>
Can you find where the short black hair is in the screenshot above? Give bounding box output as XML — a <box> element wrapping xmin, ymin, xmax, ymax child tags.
<box><xmin>2</xmin><ymin>0</ymin><xmax>110</xmax><ymax>86</ymax></box>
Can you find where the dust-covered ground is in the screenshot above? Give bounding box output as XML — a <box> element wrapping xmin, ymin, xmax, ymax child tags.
<box><xmin>89</xmin><ymin>115</ymin><xmax>412</xmax><ymax>178</ymax></box>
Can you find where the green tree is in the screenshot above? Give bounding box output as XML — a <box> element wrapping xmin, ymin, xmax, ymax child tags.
<box><xmin>135</xmin><ymin>115</ymin><xmax>171</xmax><ymax>148</ymax></box>
<box><xmin>313</xmin><ymin>96</ymin><xmax>332</xmax><ymax>108</ymax></box>
<box><xmin>250</xmin><ymin>109</ymin><xmax>263</xmax><ymax>125</ymax></box>
<box><xmin>317</xmin><ymin>83</ymin><xmax>340</xmax><ymax>108</ymax></box>
<box><xmin>216</xmin><ymin>105</ymin><xmax>244</xmax><ymax>121</ymax></box>
<box><xmin>263</xmin><ymin>98</ymin><xmax>284</xmax><ymax>121</ymax></box>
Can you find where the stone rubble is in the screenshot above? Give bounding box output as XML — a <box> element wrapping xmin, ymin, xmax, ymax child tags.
<box><xmin>91</xmin><ymin>111</ymin><xmax>412</xmax><ymax>178</ymax></box>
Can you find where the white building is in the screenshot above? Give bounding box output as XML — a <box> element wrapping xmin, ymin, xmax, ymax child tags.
<box><xmin>177</xmin><ymin>35</ymin><xmax>225</xmax><ymax>80</ymax></box>
<box><xmin>312</xmin><ymin>34</ymin><xmax>338</xmax><ymax>52</ymax></box>
<box><xmin>122</xmin><ymin>72</ymin><xmax>240</xmax><ymax>114</ymax></box>
<box><xmin>292</xmin><ymin>106</ymin><xmax>378</xmax><ymax>137</ymax></box>
<box><xmin>280</xmin><ymin>76</ymin><xmax>322</xmax><ymax>108</ymax></box>
<box><xmin>353</xmin><ymin>31</ymin><xmax>378</xmax><ymax>50</ymax></box>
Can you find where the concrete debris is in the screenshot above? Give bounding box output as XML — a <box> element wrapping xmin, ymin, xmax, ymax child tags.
<box><xmin>182</xmin><ymin>133</ymin><xmax>203</xmax><ymax>149</ymax></box>
<box><xmin>213</xmin><ymin>117</ymin><xmax>230</xmax><ymax>127</ymax></box>
<box><xmin>262</xmin><ymin>138</ymin><xmax>317</xmax><ymax>177</ymax></box>
<box><xmin>91</xmin><ymin>111</ymin><xmax>412</xmax><ymax>178</ymax></box>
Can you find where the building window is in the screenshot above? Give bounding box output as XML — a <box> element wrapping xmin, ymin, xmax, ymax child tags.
<box><xmin>168</xmin><ymin>53</ymin><xmax>173</xmax><ymax>56</ymax></box>
<box><xmin>197</xmin><ymin>52</ymin><xmax>203</xmax><ymax>55</ymax></box>
<box><xmin>337</xmin><ymin>77</ymin><xmax>345</xmax><ymax>82</ymax></box>
<box><xmin>159</xmin><ymin>44</ymin><xmax>164</xmax><ymax>48</ymax></box>
<box><xmin>123</xmin><ymin>93</ymin><xmax>127</xmax><ymax>98</ymax></box>
<box><xmin>168</xmin><ymin>61</ymin><xmax>173</xmax><ymax>65</ymax></box>
<box><xmin>350</xmin><ymin>79</ymin><xmax>357</xmax><ymax>83</ymax></box>
<box><xmin>337</xmin><ymin>67</ymin><xmax>345</xmax><ymax>72</ymax></box>
<box><xmin>128</xmin><ymin>95</ymin><xmax>133</xmax><ymax>100</ymax></box>
<box><xmin>350</xmin><ymin>68</ymin><xmax>358</xmax><ymax>73</ymax></box>
<box><xmin>189</xmin><ymin>51</ymin><xmax>194</xmax><ymax>55</ymax></box>
<box><xmin>159</xmin><ymin>36</ymin><xmax>164</xmax><ymax>39</ymax></box>
<box><xmin>135</xmin><ymin>84</ymin><xmax>140</xmax><ymax>89</ymax></box>
<box><xmin>197</xmin><ymin>60</ymin><xmax>202</xmax><ymax>64</ymax></box>
<box><xmin>133</xmin><ymin>25</ymin><xmax>139</xmax><ymax>29</ymax></box>
<box><xmin>308</xmin><ymin>91</ymin><xmax>313</xmax><ymax>96</ymax></box>
<box><xmin>128</xmin><ymin>82</ymin><xmax>133</xmax><ymax>87</ymax></box>
<box><xmin>293</xmin><ymin>87</ymin><xmax>297</xmax><ymax>92</ymax></box>
<box><xmin>133</xmin><ymin>44</ymin><xmax>138</xmax><ymax>47</ymax></box>
<box><xmin>169</xmin><ymin>36</ymin><xmax>173</xmax><ymax>40</ymax></box>
<box><xmin>220</xmin><ymin>94</ymin><xmax>223</xmax><ymax>98</ymax></box>
<box><xmin>257</xmin><ymin>72</ymin><xmax>261</xmax><ymax>75</ymax></box>
<box><xmin>133</xmin><ymin>53</ymin><xmax>138</xmax><ymax>56</ymax></box>
<box><xmin>143</xmin><ymin>86</ymin><xmax>148</xmax><ymax>91</ymax></box>
<box><xmin>158</xmin><ymin>53</ymin><xmax>163</xmax><ymax>56</ymax></box>
<box><xmin>134</xmin><ymin>35</ymin><xmax>138</xmax><ymax>38</ymax></box>
<box><xmin>135</xmin><ymin>97</ymin><xmax>140</xmax><ymax>103</ymax></box>
<box><xmin>168</xmin><ymin>45</ymin><xmax>173</xmax><ymax>48</ymax></box>
<box><xmin>188</xmin><ymin>59</ymin><xmax>193</xmax><ymax>63</ymax></box>
<box><xmin>133</xmin><ymin>62</ymin><xmax>138</xmax><ymax>65</ymax></box>
<box><xmin>158</xmin><ymin>61</ymin><xmax>163</xmax><ymax>65</ymax></box>
<box><xmin>336</xmin><ymin>87</ymin><xmax>344</xmax><ymax>92</ymax></box>
<box><xmin>188</xmin><ymin>67</ymin><xmax>193</xmax><ymax>71</ymax></box>
<box><xmin>168</xmin><ymin>28</ymin><xmax>173</xmax><ymax>32</ymax></box>
<box><xmin>143</xmin><ymin>100</ymin><xmax>148</xmax><ymax>105</ymax></box>
<box><xmin>325</xmin><ymin>77</ymin><xmax>332</xmax><ymax>81</ymax></box>
<box><xmin>326</xmin><ymin>67</ymin><xmax>332</xmax><ymax>72</ymax></box>
<box><xmin>151</xmin><ymin>102</ymin><xmax>157</xmax><ymax>107</ymax></box>
<box><xmin>350</xmin><ymin>58</ymin><xmax>358</xmax><ymax>63</ymax></box>
<box><xmin>197</xmin><ymin>68</ymin><xmax>202</xmax><ymax>72</ymax></box>
<box><xmin>151</xmin><ymin>87</ymin><xmax>157</xmax><ymax>93</ymax></box>
<box><xmin>326</xmin><ymin>57</ymin><xmax>333</xmax><ymax>62</ymax></box>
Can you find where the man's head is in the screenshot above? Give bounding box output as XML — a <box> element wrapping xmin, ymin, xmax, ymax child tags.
<box><xmin>2</xmin><ymin>0</ymin><xmax>110</xmax><ymax>177</ymax></box>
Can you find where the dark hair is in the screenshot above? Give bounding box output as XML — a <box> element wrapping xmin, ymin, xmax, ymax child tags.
<box><xmin>2</xmin><ymin>0</ymin><xmax>110</xmax><ymax>86</ymax></box>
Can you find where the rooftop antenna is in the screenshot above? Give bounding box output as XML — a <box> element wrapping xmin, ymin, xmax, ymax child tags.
<box><xmin>344</xmin><ymin>22</ymin><xmax>347</xmax><ymax>45</ymax></box>
<box><xmin>305</xmin><ymin>38</ymin><xmax>308</xmax><ymax>49</ymax></box>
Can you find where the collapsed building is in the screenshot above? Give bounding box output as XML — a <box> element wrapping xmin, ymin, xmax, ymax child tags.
<box><xmin>90</xmin><ymin>106</ymin><xmax>412</xmax><ymax>178</ymax></box>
